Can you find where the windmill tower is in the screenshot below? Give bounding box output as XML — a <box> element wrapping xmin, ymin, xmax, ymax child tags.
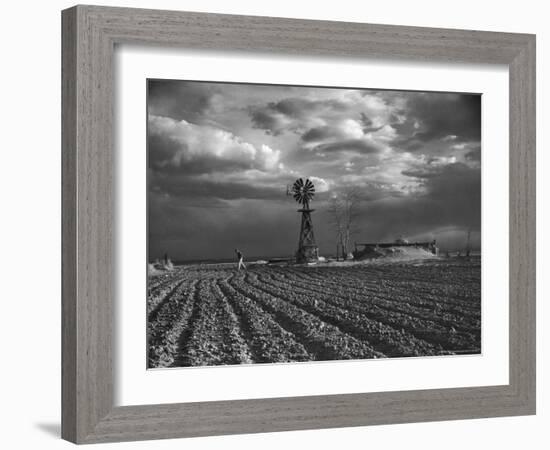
<box><xmin>289</xmin><ymin>178</ymin><xmax>319</xmax><ymax>263</ymax></box>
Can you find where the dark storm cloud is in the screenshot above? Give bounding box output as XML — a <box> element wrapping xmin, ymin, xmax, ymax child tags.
<box><xmin>359</xmin><ymin>112</ymin><xmax>385</xmax><ymax>133</ymax></box>
<box><xmin>249</xmin><ymin>108</ymin><xmax>285</xmax><ymax>135</ymax></box>
<box><xmin>413</xmin><ymin>93</ymin><xmax>481</xmax><ymax>141</ymax></box>
<box><xmin>301</xmin><ymin>126</ymin><xmax>335</xmax><ymax>142</ymax></box>
<box><xmin>301</xmin><ymin>123</ymin><xmax>381</xmax><ymax>145</ymax></box>
<box><xmin>268</xmin><ymin>97</ymin><xmax>347</xmax><ymax>117</ymax></box>
<box><xmin>149</xmin><ymin>194</ymin><xmax>301</xmax><ymax>261</ymax></box>
<box><xmin>392</xmin><ymin>93</ymin><xmax>481</xmax><ymax>151</ymax></box>
<box><xmin>151</xmin><ymin>172</ymin><xmax>287</xmax><ymax>202</ymax></box>
<box><xmin>250</xmin><ymin>97</ymin><xmax>347</xmax><ymax>135</ymax></box>
<box><xmin>148</xmin><ymin>133</ymin><xmax>181</xmax><ymax>170</ymax></box>
<box><xmin>148</xmin><ymin>80</ymin><xmax>216</xmax><ymax>123</ymax></box>
<box><xmin>465</xmin><ymin>146</ymin><xmax>482</xmax><ymax>161</ymax></box>
<box><xmin>360</xmin><ymin>113</ymin><xmax>373</xmax><ymax>128</ymax></box>
<box><xmin>311</xmin><ymin>139</ymin><xmax>382</xmax><ymax>155</ymax></box>
<box><xmin>402</xmin><ymin>162</ymin><xmax>481</xmax><ymax>206</ymax></box>
<box><xmin>356</xmin><ymin>163</ymin><xmax>481</xmax><ymax>245</ymax></box>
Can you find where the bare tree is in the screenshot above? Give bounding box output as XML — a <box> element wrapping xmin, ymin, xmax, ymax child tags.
<box><xmin>327</xmin><ymin>187</ymin><xmax>362</xmax><ymax>259</ymax></box>
<box><xmin>327</xmin><ymin>196</ymin><xmax>345</xmax><ymax>259</ymax></box>
<box><xmin>342</xmin><ymin>187</ymin><xmax>362</xmax><ymax>257</ymax></box>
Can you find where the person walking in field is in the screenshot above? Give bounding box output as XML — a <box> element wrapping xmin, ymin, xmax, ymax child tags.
<box><xmin>235</xmin><ymin>248</ymin><xmax>246</xmax><ymax>271</ymax></box>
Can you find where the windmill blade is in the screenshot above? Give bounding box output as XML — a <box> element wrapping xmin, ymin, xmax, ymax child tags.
<box><xmin>304</xmin><ymin>179</ymin><xmax>315</xmax><ymax>194</ymax></box>
<box><xmin>290</xmin><ymin>177</ymin><xmax>317</xmax><ymax>204</ymax></box>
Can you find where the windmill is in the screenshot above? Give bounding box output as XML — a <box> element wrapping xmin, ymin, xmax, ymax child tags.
<box><xmin>288</xmin><ymin>178</ymin><xmax>319</xmax><ymax>263</ymax></box>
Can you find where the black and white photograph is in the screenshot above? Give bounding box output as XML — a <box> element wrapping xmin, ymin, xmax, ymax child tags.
<box><xmin>147</xmin><ymin>79</ymin><xmax>482</xmax><ymax>369</ymax></box>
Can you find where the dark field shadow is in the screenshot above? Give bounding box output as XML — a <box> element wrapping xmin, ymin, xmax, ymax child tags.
<box><xmin>35</xmin><ymin>422</ymin><xmax>61</xmax><ymax>438</ymax></box>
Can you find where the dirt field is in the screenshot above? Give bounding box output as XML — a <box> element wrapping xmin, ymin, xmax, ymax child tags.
<box><xmin>147</xmin><ymin>258</ymin><xmax>481</xmax><ymax>368</ymax></box>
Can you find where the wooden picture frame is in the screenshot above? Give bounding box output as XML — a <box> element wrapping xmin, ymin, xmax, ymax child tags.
<box><xmin>62</xmin><ymin>5</ymin><xmax>536</xmax><ymax>444</ymax></box>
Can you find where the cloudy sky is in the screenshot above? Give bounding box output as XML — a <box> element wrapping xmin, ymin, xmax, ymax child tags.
<box><xmin>148</xmin><ymin>80</ymin><xmax>481</xmax><ymax>262</ymax></box>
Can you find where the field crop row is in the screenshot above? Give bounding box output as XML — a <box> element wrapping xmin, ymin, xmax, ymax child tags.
<box><xmin>260</xmin><ymin>270</ymin><xmax>480</xmax><ymax>351</ymax></box>
<box><xmin>281</xmin><ymin>270</ymin><xmax>476</xmax><ymax>351</ymax></box>
<box><xmin>147</xmin><ymin>261</ymin><xmax>481</xmax><ymax>368</ymax></box>
<box><xmin>229</xmin><ymin>273</ymin><xmax>383</xmax><ymax>360</ymax></box>
<box><xmin>173</xmin><ymin>278</ymin><xmax>253</xmax><ymax>366</ymax></box>
<box><xmin>246</xmin><ymin>271</ymin><xmax>441</xmax><ymax>357</ymax></box>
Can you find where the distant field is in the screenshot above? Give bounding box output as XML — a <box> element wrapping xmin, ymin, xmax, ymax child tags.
<box><xmin>147</xmin><ymin>258</ymin><xmax>481</xmax><ymax>368</ymax></box>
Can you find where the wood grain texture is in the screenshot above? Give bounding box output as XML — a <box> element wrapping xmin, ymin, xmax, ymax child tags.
<box><xmin>62</xmin><ymin>5</ymin><xmax>114</xmax><ymax>442</ymax></box>
<box><xmin>61</xmin><ymin>7</ymin><xmax>77</xmax><ymax>443</ymax></box>
<box><xmin>61</xmin><ymin>4</ymin><xmax>536</xmax><ymax>444</ymax></box>
<box><xmin>508</xmin><ymin>36</ymin><xmax>536</xmax><ymax>409</ymax></box>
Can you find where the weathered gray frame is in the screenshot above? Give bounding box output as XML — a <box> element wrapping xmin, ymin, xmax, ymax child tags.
<box><xmin>62</xmin><ymin>4</ymin><xmax>536</xmax><ymax>444</ymax></box>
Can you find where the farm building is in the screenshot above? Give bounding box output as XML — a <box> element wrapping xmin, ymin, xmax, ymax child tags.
<box><xmin>353</xmin><ymin>238</ymin><xmax>439</xmax><ymax>260</ymax></box>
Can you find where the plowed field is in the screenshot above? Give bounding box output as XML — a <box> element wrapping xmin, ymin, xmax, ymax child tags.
<box><xmin>147</xmin><ymin>259</ymin><xmax>481</xmax><ymax>368</ymax></box>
